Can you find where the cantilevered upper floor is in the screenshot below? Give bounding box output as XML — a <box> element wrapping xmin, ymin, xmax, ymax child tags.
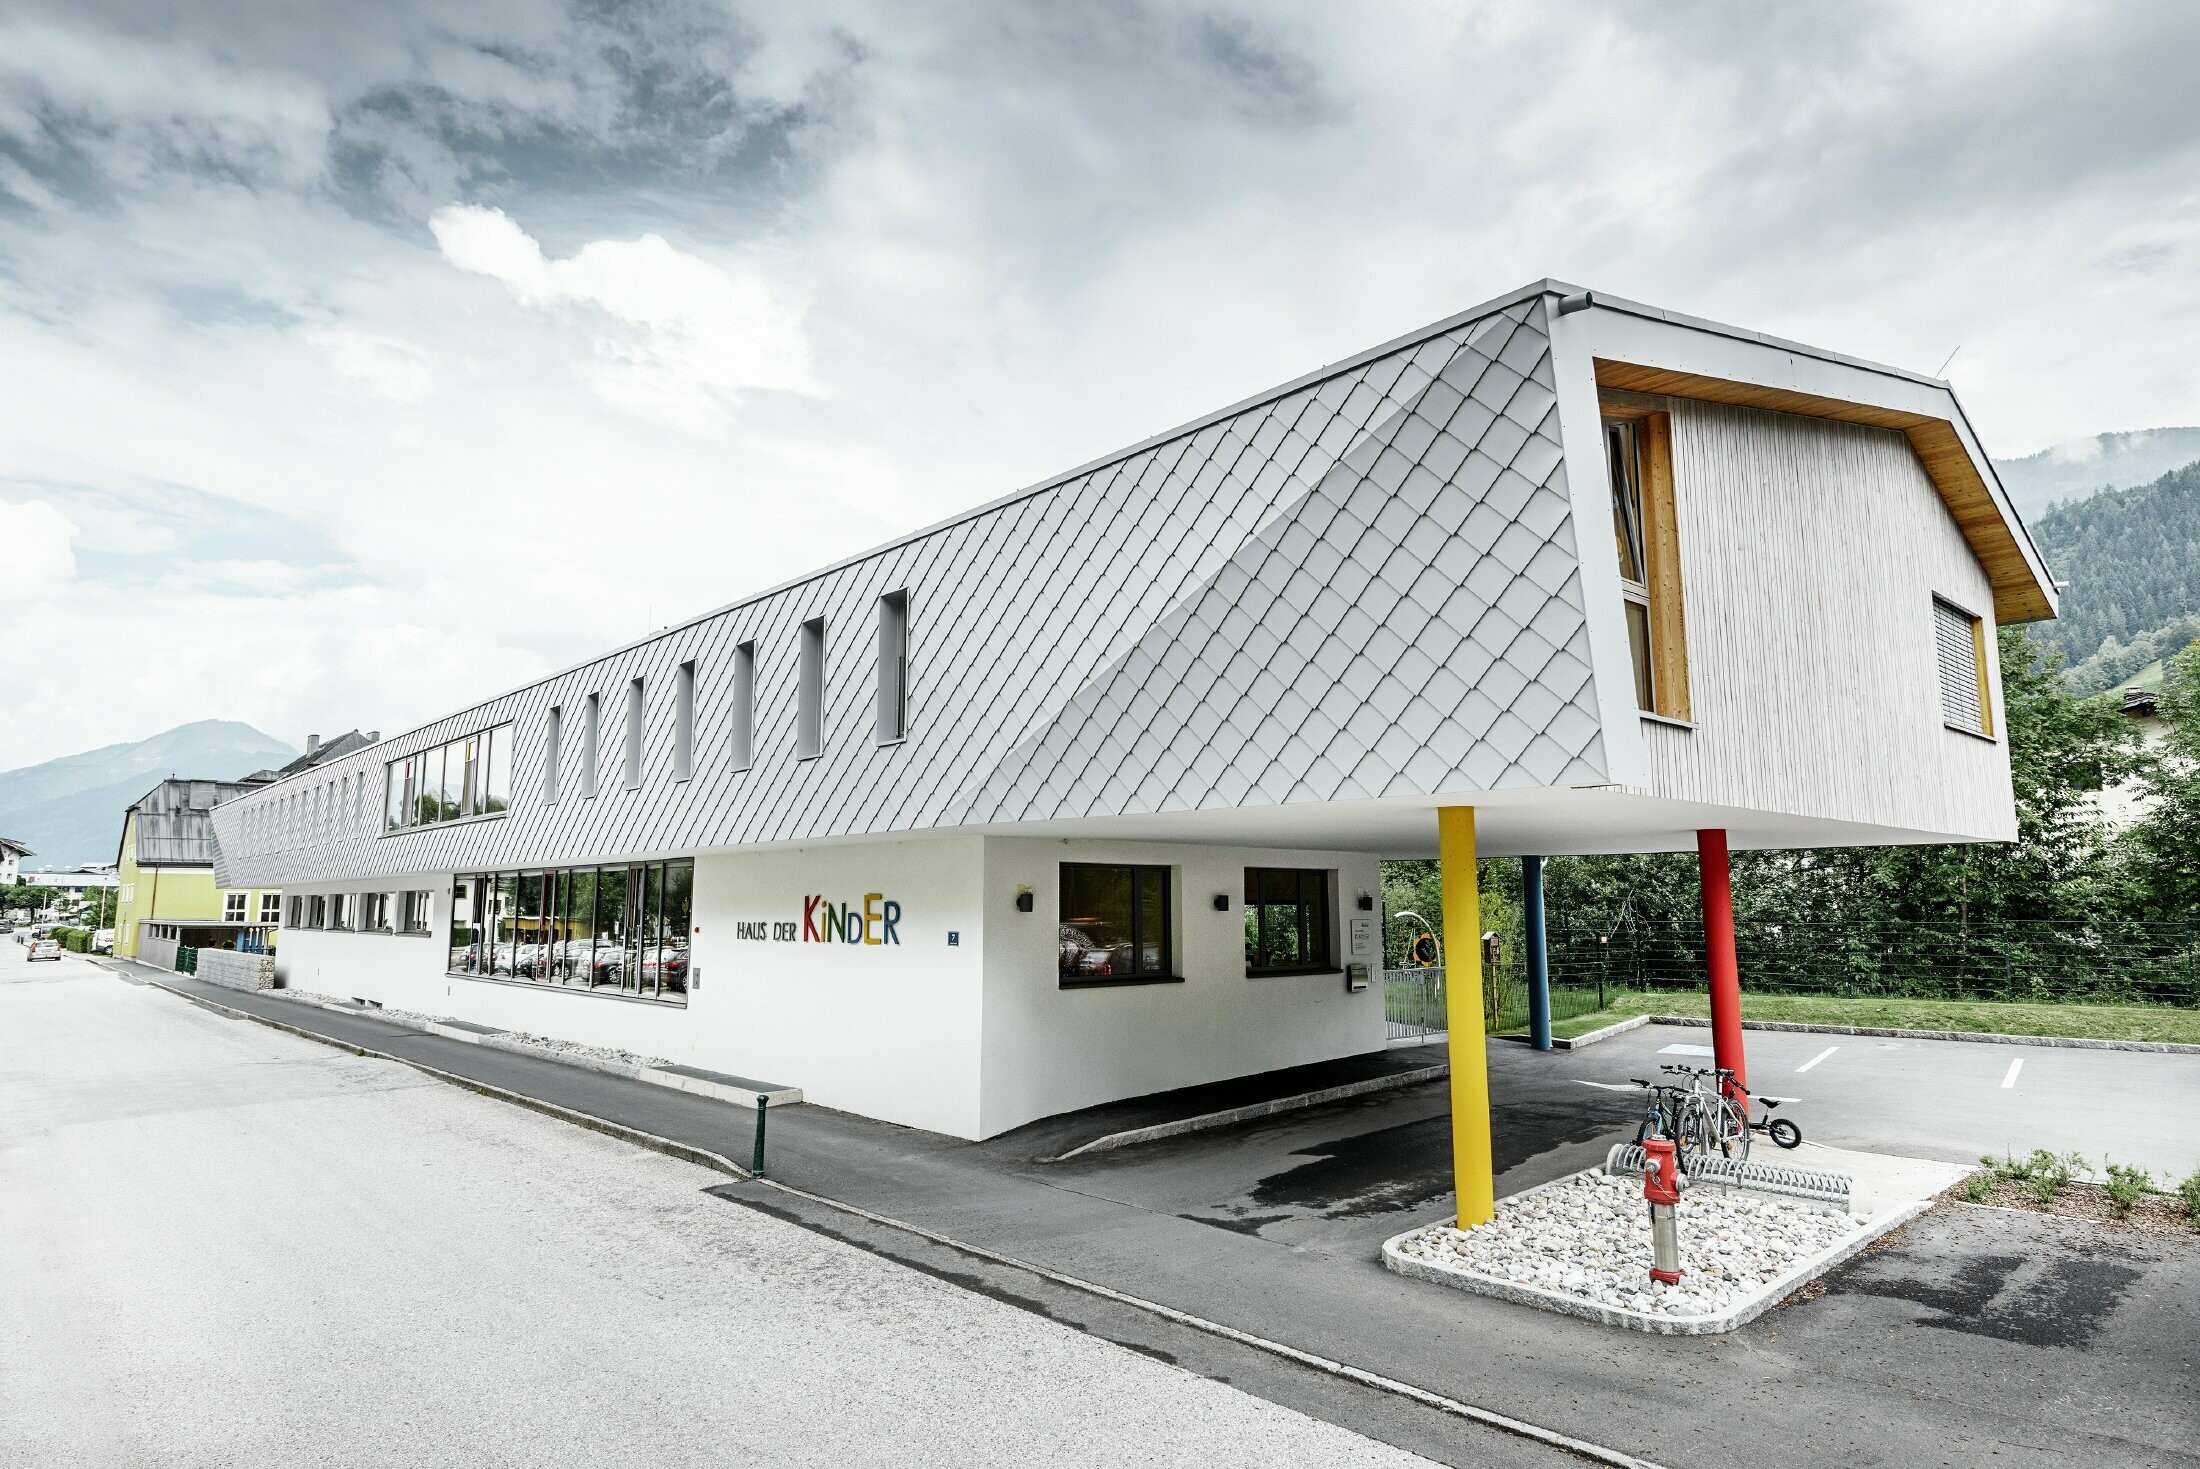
<box><xmin>211</xmin><ymin>280</ymin><xmax>2054</xmax><ymax>884</ymax></box>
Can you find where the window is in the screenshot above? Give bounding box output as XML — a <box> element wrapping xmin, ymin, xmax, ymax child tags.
<box><xmin>401</xmin><ymin>890</ymin><xmax>432</xmax><ymax>935</ymax></box>
<box><xmin>285</xmin><ymin>896</ymin><xmax>302</xmax><ymax>928</ymax></box>
<box><xmin>260</xmin><ymin>892</ymin><xmax>282</xmax><ymax>924</ymax></box>
<box><xmin>582</xmin><ymin>694</ymin><xmax>600</xmax><ymax>798</ymax></box>
<box><xmin>545</xmin><ymin>706</ymin><xmax>564</xmax><ymax>804</ymax></box>
<box><xmin>307</xmin><ymin>895</ymin><xmax>327</xmax><ymax>929</ymax></box>
<box><xmin>625</xmin><ymin>677</ymin><xmax>645</xmax><ymax>789</ymax></box>
<box><xmin>1601</xmin><ymin>409</ymin><xmax>1691</xmax><ymax>720</ymax></box>
<box><xmin>797</xmin><ymin>617</ymin><xmax>825</xmax><ymax>759</ymax></box>
<box><xmin>1244</xmin><ymin>868</ymin><xmax>1333</xmax><ymax>974</ymax></box>
<box><xmin>445</xmin><ymin>860</ymin><xmax>692</xmax><ymax>1004</ymax></box>
<box><xmin>361</xmin><ymin>892</ymin><xmax>392</xmax><ymax>933</ymax></box>
<box><xmin>223</xmin><ymin>892</ymin><xmax>247</xmax><ymax>922</ymax></box>
<box><xmin>1059</xmin><ymin>863</ymin><xmax>1175</xmax><ymax>986</ymax></box>
<box><xmin>384</xmin><ymin>724</ymin><xmax>514</xmax><ymax>832</ymax></box>
<box><xmin>877</xmin><ymin>590</ymin><xmax>909</xmax><ymax>744</ymax></box>
<box><xmin>730</xmin><ymin>641</ymin><xmax>755</xmax><ymax>771</ymax></box>
<box><xmin>329</xmin><ymin>893</ymin><xmax>350</xmax><ymax>932</ymax></box>
<box><xmin>1934</xmin><ymin>596</ymin><xmax>1994</xmax><ymax>738</ymax></box>
<box><xmin>674</xmin><ymin>661</ymin><xmax>696</xmax><ymax>782</ymax></box>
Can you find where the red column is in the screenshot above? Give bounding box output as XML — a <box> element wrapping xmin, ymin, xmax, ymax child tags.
<box><xmin>1697</xmin><ymin>828</ymin><xmax>1747</xmax><ymax>1095</ymax></box>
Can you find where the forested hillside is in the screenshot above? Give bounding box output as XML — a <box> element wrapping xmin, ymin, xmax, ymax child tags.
<box><xmin>2030</xmin><ymin>458</ymin><xmax>2200</xmax><ymax>684</ymax></box>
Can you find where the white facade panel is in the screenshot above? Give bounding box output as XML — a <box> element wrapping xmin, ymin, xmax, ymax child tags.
<box><xmin>978</xmin><ymin>838</ymin><xmax>1385</xmax><ymax>1137</ymax></box>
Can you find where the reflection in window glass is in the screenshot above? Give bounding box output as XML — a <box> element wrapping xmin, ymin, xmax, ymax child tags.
<box><xmin>485</xmin><ymin>724</ymin><xmax>511</xmax><ymax>813</ymax></box>
<box><xmin>385</xmin><ymin>725</ymin><xmax>514</xmax><ymax>832</ymax></box>
<box><xmin>1244</xmin><ymin>868</ymin><xmax>1333</xmax><ymax>974</ymax></box>
<box><xmin>443</xmin><ymin>862</ymin><xmax>691</xmax><ymax>1005</ymax></box>
<box><xmin>1058</xmin><ymin>863</ymin><xmax>1172</xmax><ymax>984</ymax></box>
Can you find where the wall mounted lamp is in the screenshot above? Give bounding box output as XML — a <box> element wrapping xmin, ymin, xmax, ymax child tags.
<box><xmin>1212</xmin><ymin>894</ymin><xmax>1230</xmax><ymax>912</ymax></box>
<box><xmin>1014</xmin><ymin>887</ymin><xmax>1034</xmax><ymax>913</ymax></box>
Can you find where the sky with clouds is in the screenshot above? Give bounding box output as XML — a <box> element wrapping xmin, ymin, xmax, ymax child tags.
<box><xmin>1</xmin><ymin>0</ymin><xmax>2197</xmax><ymax>770</ymax></box>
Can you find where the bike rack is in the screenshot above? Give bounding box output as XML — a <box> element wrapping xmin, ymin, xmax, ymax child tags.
<box><xmin>1603</xmin><ymin>1143</ymin><xmax>1851</xmax><ymax>1209</ymax></box>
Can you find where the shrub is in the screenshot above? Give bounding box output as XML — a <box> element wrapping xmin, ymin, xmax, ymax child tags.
<box><xmin>2024</xmin><ymin>1149</ymin><xmax>2089</xmax><ymax>1208</ymax></box>
<box><xmin>2179</xmin><ymin>1167</ymin><xmax>2200</xmax><ymax>1228</ymax></box>
<box><xmin>2102</xmin><ymin>1162</ymin><xmax>2152</xmax><ymax>1218</ymax></box>
<box><xmin>1957</xmin><ymin>1172</ymin><xmax>1994</xmax><ymax>1204</ymax></box>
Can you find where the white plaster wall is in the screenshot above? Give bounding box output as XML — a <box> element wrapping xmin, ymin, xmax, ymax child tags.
<box><xmin>689</xmin><ymin>836</ymin><xmax>986</xmax><ymax>1138</ymax></box>
<box><xmin>978</xmin><ymin>837</ymin><xmax>1386</xmax><ymax>1138</ymax></box>
<box><xmin>270</xmin><ymin>839</ymin><xmax>988</xmax><ymax>1137</ymax></box>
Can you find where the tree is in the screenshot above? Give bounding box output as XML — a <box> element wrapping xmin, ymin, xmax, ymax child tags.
<box><xmin>2122</xmin><ymin>640</ymin><xmax>2200</xmax><ymax>921</ymax></box>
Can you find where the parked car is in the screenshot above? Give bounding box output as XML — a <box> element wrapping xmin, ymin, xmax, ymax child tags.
<box><xmin>28</xmin><ymin>937</ymin><xmax>62</xmax><ymax>962</ymax></box>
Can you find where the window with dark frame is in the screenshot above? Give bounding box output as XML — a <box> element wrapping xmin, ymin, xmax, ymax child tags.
<box><xmin>442</xmin><ymin>860</ymin><xmax>692</xmax><ymax>1004</ymax></box>
<box><xmin>1058</xmin><ymin>862</ymin><xmax>1173</xmax><ymax>985</ymax></box>
<box><xmin>1244</xmin><ymin>868</ymin><xmax>1333</xmax><ymax>974</ymax></box>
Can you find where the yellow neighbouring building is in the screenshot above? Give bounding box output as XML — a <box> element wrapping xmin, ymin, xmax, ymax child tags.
<box><xmin>113</xmin><ymin>778</ymin><xmax>285</xmax><ymax>960</ymax></box>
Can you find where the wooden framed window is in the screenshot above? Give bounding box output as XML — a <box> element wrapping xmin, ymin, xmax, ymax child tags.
<box><xmin>1600</xmin><ymin>407</ymin><xmax>1690</xmax><ymax>721</ymax></box>
<box><xmin>1933</xmin><ymin>596</ymin><xmax>1994</xmax><ymax>738</ymax></box>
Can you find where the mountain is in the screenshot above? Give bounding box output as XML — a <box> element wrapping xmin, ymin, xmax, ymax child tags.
<box><xmin>2029</xmin><ymin>459</ymin><xmax>2200</xmax><ymax>687</ymax></box>
<box><xmin>1994</xmin><ymin>428</ymin><xmax>2200</xmax><ymax>520</ymax></box>
<box><xmin>0</xmin><ymin>720</ymin><xmax>296</xmax><ymax>870</ymax></box>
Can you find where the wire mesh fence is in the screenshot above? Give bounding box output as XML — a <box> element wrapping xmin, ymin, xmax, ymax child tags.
<box><xmin>1545</xmin><ymin>919</ymin><xmax>2200</xmax><ymax>1010</ymax></box>
<box><xmin>1384</xmin><ymin>965</ymin><xmax>1611</xmax><ymax>1039</ymax></box>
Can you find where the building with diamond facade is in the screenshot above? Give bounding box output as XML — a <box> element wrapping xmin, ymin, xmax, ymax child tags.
<box><xmin>206</xmin><ymin>281</ymin><xmax>2054</xmax><ymax>1153</ymax></box>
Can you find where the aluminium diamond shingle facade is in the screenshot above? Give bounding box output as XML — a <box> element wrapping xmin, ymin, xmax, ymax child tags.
<box><xmin>212</xmin><ymin>293</ymin><xmax>1604</xmax><ymax>886</ymax></box>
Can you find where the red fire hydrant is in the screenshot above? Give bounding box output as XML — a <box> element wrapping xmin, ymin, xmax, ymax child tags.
<box><xmin>1642</xmin><ymin>1136</ymin><xmax>1685</xmax><ymax>1284</ymax></box>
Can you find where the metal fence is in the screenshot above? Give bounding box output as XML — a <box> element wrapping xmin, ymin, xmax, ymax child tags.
<box><xmin>1546</xmin><ymin>919</ymin><xmax>2200</xmax><ymax>1010</ymax></box>
<box><xmin>1383</xmin><ymin>964</ymin><xmax>1610</xmax><ymax>1039</ymax></box>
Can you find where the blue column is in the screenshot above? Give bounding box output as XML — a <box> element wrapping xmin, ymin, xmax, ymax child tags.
<box><xmin>1523</xmin><ymin>855</ymin><xmax>1551</xmax><ymax>1051</ymax></box>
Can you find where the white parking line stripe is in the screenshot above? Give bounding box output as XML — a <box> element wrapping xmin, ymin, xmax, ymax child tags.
<box><xmin>2001</xmin><ymin>1057</ymin><xmax>2023</xmax><ymax>1089</ymax></box>
<box><xmin>1573</xmin><ymin>1080</ymin><xmax>1640</xmax><ymax>1092</ymax></box>
<box><xmin>1796</xmin><ymin>1045</ymin><xmax>1838</xmax><ymax>1073</ymax></box>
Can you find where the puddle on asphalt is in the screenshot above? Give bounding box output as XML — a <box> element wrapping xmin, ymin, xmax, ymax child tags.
<box><xmin>1823</xmin><ymin>1238</ymin><xmax>2149</xmax><ymax>1348</ymax></box>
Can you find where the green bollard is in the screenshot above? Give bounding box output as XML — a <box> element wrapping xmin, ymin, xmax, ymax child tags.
<box><xmin>751</xmin><ymin>1093</ymin><xmax>768</xmax><ymax>1177</ymax></box>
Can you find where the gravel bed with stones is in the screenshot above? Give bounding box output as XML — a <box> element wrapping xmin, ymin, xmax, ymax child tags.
<box><xmin>270</xmin><ymin>988</ymin><xmax>671</xmax><ymax>1070</ymax></box>
<box><xmin>1392</xmin><ymin>1169</ymin><xmax>1865</xmax><ymax>1318</ymax></box>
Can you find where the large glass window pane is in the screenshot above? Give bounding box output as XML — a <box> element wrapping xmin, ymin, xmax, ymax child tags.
<box><xmin>516</xmin><ymin>872</ymin><xmax>544</xmax><ymax>979</ymax></box>
<box><xmin>1134</xmin><ymin>866</ymin><xmax>1169</xmax><ymax>976</ymax></box>
<box><xmin>460</xmin><ymin>737</ymin><xmax>481</xmax><ymax>818</ymax></box>
<box><xmin>1625</xmin><ymin>598</ymin><xmax>1655</xmax><ymax>712</ymax></box>
<box><xmin>1244</xmin><ymin>868</ymin><xmax>1331</xmax><ymax>973</ymax></box>
<box><xmin>661</xmin><ymin>861</ymin><xmax>692</xmax><ymax>995</ymax></box>
<box><xmin>1060</xmin><ymin>863</ymin><xmax>1132</xmax><ymax>981</ymax></box>
<box><xmin>447</xmin><ymin>877</ymin><xmax>479</xmax><ymax>972</ymax></box>
<box><xmin>484</xmin><ymin>725</ymin><xmax>511</xmax><ymax>813</ymax></box>
<box><xmin>492</xmin><ymin>874</ymin><xmax>518</xmax><ymax>975</ymax></box>
<box><xmin>385</xmin><ymin>765</ymin><xmax>404</xmax><ymax>833</ymax></box>
<box><xmin>593</xmin><ymin>866</ymin><xmax>628</xmax><ymax>991</ymax></box>
<box><xmin>561</xmin><ymin>868</ymin><xmax>594</xmax><ymax>984</ymax></box>
<box><xmin>1607</xmin><ymin>419</ymin><xmax>1646</xmax><ymax>585</ymax></box>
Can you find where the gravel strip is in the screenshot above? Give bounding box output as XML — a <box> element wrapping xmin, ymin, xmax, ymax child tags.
<box><xmin>1392</xmin><ymin>1169</ymin><xmax>1863</xmax><ymax>1318</ymax></box>
<box><xmin>271</xmin><ymin>987</ymin><xmax>671</xmax><ymax>1070</ymax></box>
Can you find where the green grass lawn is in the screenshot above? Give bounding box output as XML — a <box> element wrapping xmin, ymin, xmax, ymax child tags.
<box><xmin>1546</xmin><ymin>990</ymin><xmax>2200</xmax><ymax>1045</ymax></box>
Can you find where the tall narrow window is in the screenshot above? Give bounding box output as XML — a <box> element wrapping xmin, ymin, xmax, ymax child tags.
<box><xmin>581</xmin><ymin>693</ymin><xmax>600</xmax><ymax>798</ymax></box>
<box><xmin>730</xmin><ymin>641</ymin><xmax>755</xmax><ymax>771</ymax></box>
<box><xmin>797</xmin><ymin>617</ymin><xmax>825</xmax><ymax>760</ymax></box>
<box><xmin>674</xmin><ymin>661</ymin><xmax>696</xmax><ymax>782</ymax></box>
<box><xmin>624</xmin><ymin>677</ymin><xmax>645</xmax><ymax>789</ymax></box>
<box><xmin>1601</xmin><ymin>408</ymin><xmax>1690</xmax><ymax>721</ymax></box>
<box><xmin>546</xmin><ymin>705</ymin><xmax>563</xmax><ymax>804</ymax></box>
<box><xmin>1934</xmin><ymin>597</ymin><xmax>1994</xmax><ymax>738</ymax></box>
<box><xmin>877</xmin><ymin>590</ymin><xmax>909</xmax><ymax>744</ymax></box>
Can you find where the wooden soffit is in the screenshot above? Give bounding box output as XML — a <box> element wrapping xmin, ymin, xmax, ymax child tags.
<box><xmin>1594</xmin><ymin>359</ymin><xmax>2053</xmax><ymax>623</ymax></box>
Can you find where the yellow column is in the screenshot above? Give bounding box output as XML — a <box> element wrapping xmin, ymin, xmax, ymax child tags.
<box><xmin>1439</xmin><ymin>806</ymin><xmax>1494</xmax><ymax>1227</ymax></box>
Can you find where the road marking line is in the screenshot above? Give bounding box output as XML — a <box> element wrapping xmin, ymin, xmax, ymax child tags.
<box><xmin>2001</xmin><ymin>1058</ymin><xmax>2023</xmax><ymax>1089</ymax></box>
<box><xmin>1657</xmin><ymin>1043</ymin><xmax>1717</xmax><ymax>1056</ymax></box>
<box><xmin>1796</xmin><ymin>1045</ymin><xmax>1838</xmax><ymax>1073</ymax></box>
<box><xmin>1573</xmin><ymin>1080</ymin><xmax>1640</xmax><ymax>1092</ymax></box>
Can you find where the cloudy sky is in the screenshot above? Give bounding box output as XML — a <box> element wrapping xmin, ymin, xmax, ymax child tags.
<box><xmin>2</xmin><ymin>0</ymin><xmax>2197</xmax><ymax>770</ymax></box>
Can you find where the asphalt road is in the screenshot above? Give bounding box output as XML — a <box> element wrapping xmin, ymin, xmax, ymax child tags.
<box><xmin>0</xmin><ymin>944</ymin><xmax>1459</xmax><ymax>1469</ymax></box>
<box><xmin>69</xmin><ymin>954</ymin><xmax>2200</xmax><ymax>1468</ymax></box>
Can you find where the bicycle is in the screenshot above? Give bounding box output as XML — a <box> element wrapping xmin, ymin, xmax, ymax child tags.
<box><xmin>1628</xmin><ymin>1077</ymin><xmax>1691</xmax><ymax>1160</ymax></box>
<box><xmin>1662</xmin><ymin>1065</ymin><xmax>1802</xmax><ymax>1157</ymax></box>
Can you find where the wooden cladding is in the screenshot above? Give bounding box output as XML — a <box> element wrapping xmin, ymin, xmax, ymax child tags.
<box><xmin>1600</xmin><ymin>403</ymin><xmax>1692</xmax><ymax>722</ymax></box>
<box><xmin>1593</xmin><ymin>359</ymin><xmax>2052</xmax><ymax>624</ymax></box>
